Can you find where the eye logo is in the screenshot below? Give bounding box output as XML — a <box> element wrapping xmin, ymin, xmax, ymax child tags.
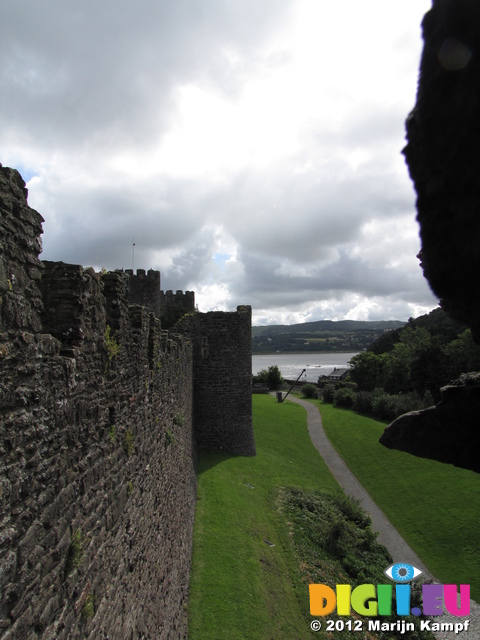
<box><xmin>384</xmin><ymin>563</ymin><xmax>422</xmax><ymax>583</ymax></box>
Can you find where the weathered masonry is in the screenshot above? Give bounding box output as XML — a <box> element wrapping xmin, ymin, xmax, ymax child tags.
<box><xmin>0</xmin><ymin>164</ymin><xmax>254</xmax><ymax>639</ymax></box>
<box><xmin>177</xmin><ymin>306</ymin><xmax>255</xmax><ymax>456</ymax></box>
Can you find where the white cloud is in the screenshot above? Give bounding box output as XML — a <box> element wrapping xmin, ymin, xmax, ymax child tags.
<box><xmin>1</xmin><ymin>0</ymin><xmax>437</xmax><ymax>326</ymax></box>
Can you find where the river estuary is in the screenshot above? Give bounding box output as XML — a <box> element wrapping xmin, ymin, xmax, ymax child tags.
<box><xmin>252</xmin><ymin>352</ymin><xmax>359</xmax><ymax>383</ymax></box>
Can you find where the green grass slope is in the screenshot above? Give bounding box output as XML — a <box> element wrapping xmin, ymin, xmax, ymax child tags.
<box><xmin>188</xmin><ymin>396</ymin><xmax>443</xmax><ymax>639</ymax></box>
<box><xmin>317</xmin><ymin>401</ymin><xmax>480</xmax><ymax>601</ymax></box>
<box><xmin>188</xmin><ymin>395</ymin><xmax>340</xmax><ymax>640</ymax></box>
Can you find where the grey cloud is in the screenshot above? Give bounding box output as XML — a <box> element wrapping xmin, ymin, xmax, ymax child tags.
<box><xmin>162</xmin><ymin>228</ymin><xmax>218</xmax><ymax>292</ymax></box>
<box><xmin>342</xmin><ymin>109</ymin><xmax>408</xmax><ymax>148</ymax></box>
<box><xmin>35</xmin><ymin>141</ymin><xmax>428</xmax><ymax>313</ymax></box>
<box><xmin>39</xmin><ymin>176</ymin><xmax>207</xmax><ymax>268</ymax></box>
<box><xmin>205</xmin><ymin>160</ymin><xmax>414</xmax><ymax>265</ymax></box>
<box><xmin>0</xmin><ymin>0</ymin><xmax>294</xmax><ymax>152</ymax></box>
<box><xmin>230</xmin><ymin>248</ymin><xmax>436</xmax><ymax>312</ymax></box>
<box><xmin>2</xmin><ymin>1</ymin><xmax>436</xmax><ymax>323</ymax></box>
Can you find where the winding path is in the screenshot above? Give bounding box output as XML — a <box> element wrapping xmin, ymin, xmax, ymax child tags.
<box><xmin>286</xmin><ymin>395</ymin><xmax>480</xmax><ymax>640</ymax></box>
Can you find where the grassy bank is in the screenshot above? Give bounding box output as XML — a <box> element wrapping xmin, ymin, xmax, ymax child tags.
<box><xmin>316</xmin><ymin>401</ymin><xmax>480</xmax><ymax>601</ymax></box>
<box><xmin>187</xmin><ymin>395</ymin><xmax>436</xmax><ymax>639</ymax></box>
<box><xmin>187</xmin><ymin>395</ymin><xmax>340</xmax><ymax>639</ymax></box>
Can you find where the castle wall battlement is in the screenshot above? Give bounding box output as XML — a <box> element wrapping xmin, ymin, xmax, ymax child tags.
<box><xmin>176</xmin><ymin>305</ymin><xmax>255</xmax><ymax>456</ymax></box>
<box><xmin>122</xmin><ymin>268</ymin><xmax>161</xmax><ymax>318</ymax></box>
<box><xmin>159</xmin><ymin>289</ymin><xmax>195</xmax><ymax>327</ymax></box>
<box><xmin>117</xmin><ymin>270</ymin><xmax>195</xmax><ymax>323</ymax></box>
<box><xmin>0</xmin><ymin>164</ymin><xmax>254</xmax><ymax>638</ymax></box>
<box><xmin>0</xmin><ymin>166</ymin><xmax>196</xmax><ymax>639</ymax></box>
<box><xmin>160</xmin><ymin>289</ymin><xmax>195</xmax><ymax>306</ymax></box>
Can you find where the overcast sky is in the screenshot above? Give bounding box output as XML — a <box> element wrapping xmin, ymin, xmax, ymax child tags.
<box><xmin>1</xmin><ymin>0</ymin><xmax>438</xmax><ymax>325</ymax></box>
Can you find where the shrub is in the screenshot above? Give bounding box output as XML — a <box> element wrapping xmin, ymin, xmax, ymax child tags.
<box><xmin>334</xmin><ymin>387</ymin><xmax>356</xmax><ymax>409</ymax></box>
<box><xmin>330</xmin><ymin>384</ymin><xmax>437</xmax><ymax>422</ymax></box>
<box><xmin>353</xmin><ymin>390</ymin><xmax>374</xmax><ymax>415</ymax></box>
<box><xmin>165</xmin><ymin>428</ymin><xmax>174</xmax><ymax>447</ymax></box>
<box><xmin>301</xmin><ymin>383</ymin><xmax>318</xmax><ymax>399</ymax></box>
<box><xmin>423</xmin><ymin>389</ymin><xmax>435</xmax><ymax>407</ymax></box>
<box><xmin>322</xmin><ymin>384</ymin><xmax>336</xmax><ymax>403</ymax></box>
<box><xmin>371</xmin><ymin>390</ymin><xmax>397</xmax><ymax>421</ymax></box>
<box><xmin>173</xmin><ymin>412</ymin><xmax>186</xmax><ymax>426</ymax></box>
<box><xmin>331</xmin><ymin>493</ymin><xmax>371</xmax><ymax>529</ymax></box>
<box><xmin>393</xmin><ymin>392</ymin><xmax>423</xmax><ymax>417</ymax></box>
<box><xmin>325</xmin><ymin>517</ymin><xmax>348</xmax><ymax>555</ymax></box>
<box><xmin>254</xmin><ymin>365</ymin><xmax>284</xmax><ymax>390</ymax></box>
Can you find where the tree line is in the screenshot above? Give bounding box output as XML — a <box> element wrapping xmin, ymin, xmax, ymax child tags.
<box><xmin>321</xmin><ymin>308</ymin><xmax>480</xmax><ymax>421</ymax></box>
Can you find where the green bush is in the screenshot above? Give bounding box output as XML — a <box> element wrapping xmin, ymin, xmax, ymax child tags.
<box><xmin>393</xmin><ymin>391</ymin><xmax>423</xmax><ymax>417</ymax></box>
<box><xmin>254</xmin><ymin>365</ymin><xmax>284</xmax><ymax>390</ymax></box>
<box><xmin>173</xmin><ymin>412</ymin><xmax>186</xmax><ymax>426</ymax></box>
<box><xmin>81</xmin><ymin>593</ymin><xmax>95</xmax><ymax>619</ymax></box>
<box><xmin>165</xmin><ymin>428</ymin><xmax>174</xmax><ymax>447</ymax></box>
<box><xmin>322</xmin><ymin>384</ymin><xmax>336</xmax><ymax>403</ymax></box>
<box><xmin>301</xmin><ymin>383</ymin><xmax>318</xmax><ymax>399</ymax></box>
<box><xmin>334</xmin><ymin>387</ymin><xmax>356</xmax><ymax>409</ymax></box>
<box><xmin>423</xmin><ymin>389</ymin><xmax>435</xmax><ymax>407</ymax></box>
<box><xmin>371</xmin><ymin>390</ymin><xmax>397</xmax><ymax>420</ymax></box>
<box><xmin>353</xmin><ymin>390</ymin><xmax>374</xmax><ymax>415</ymax></box>
<box><xmin>332</xmin><ymin>493</ymin><xmax>371</xmax><ymax>529</ymax></box>
<box><xmin>323</xmin><ymin>384</ymin><xmax>434</xmax><ymax>421</ymax></box>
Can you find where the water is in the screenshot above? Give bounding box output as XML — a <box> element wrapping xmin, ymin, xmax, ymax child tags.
<box><xmin>252</xmin><ymin>352</ymin><xmax>359</xmax><ymax>383</ymax></box>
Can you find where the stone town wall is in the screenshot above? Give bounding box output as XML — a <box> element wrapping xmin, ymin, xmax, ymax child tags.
<box><xmin>177</xmin><ymin>307</ymin><xmax>255</xmax><ymax>456</ymax></box>
<box><xmin>0</xmin><ymin>166</ymin><xmax>196</xmax><ymax>639</ymax></box>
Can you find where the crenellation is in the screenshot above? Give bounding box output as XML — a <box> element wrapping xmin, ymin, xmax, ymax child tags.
<box><xmin>159</xmin><ymin>289</ymin><xmax>195</xmax><ymax>329</ymax></box>
<box><xmin>0</xmin><ymin>164</ymin><xmax>253</xmax><ymax>639</ymax></box>
<box><xmin>102</xmin><ymin>270</ymin><xmax>130</xmax><ymax>334</ymax></box>
<box><xmin>0</xmin><ymin>165</ymin><xmax>44</xmax><ymax>336</ymax></box>
<box><xmin>120</xmin><ymin>268</ymin><xmax>161</xmax><ymax>318</ymax></box>
<box><xmin>40</xmin><ymin>261</ymin><xmax>106</xmax><ymax>349</ymax></box>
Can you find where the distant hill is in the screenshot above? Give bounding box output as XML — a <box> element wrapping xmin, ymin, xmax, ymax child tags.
<box><xmin>252</xmin><ymin>319</ymin><xmax>406</xmax><ymax>354</ymax></box>
<box><xmin>368</xmin><ymin>307</ymin><xmax>468</xmax><ymax>354</ymax></box>
<box><xmin>252</xmin><ymin>319</ymin><xmax>405</xmax><ymax>336</ymax></box>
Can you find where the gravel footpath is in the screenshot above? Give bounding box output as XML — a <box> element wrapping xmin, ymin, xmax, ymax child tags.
<box><xmin>286</xmin><ymin>395</ymin><xmax>480</xmax><ymax>640</ymax></box>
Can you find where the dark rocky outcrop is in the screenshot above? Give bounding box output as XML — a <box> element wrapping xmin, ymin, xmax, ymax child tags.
<box><xmin>380</xmin><ymin>373</ymin><xmax>480</xmax><ymax>472</ymax></box>
<box><xmin>403</xmin><ymin>0</ymin><xmax>480</xmax><ymax>337</ymax></box>
<box><xmin>381</xmin><ymin>0</ymin><xmax>480</xmax><ymax>470</ymax></box>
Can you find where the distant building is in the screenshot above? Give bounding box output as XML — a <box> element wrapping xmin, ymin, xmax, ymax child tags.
<box><xmin>321</xmin><ymin>367</ymin><xmax>350</xmax><ymax>382</ymax></box>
